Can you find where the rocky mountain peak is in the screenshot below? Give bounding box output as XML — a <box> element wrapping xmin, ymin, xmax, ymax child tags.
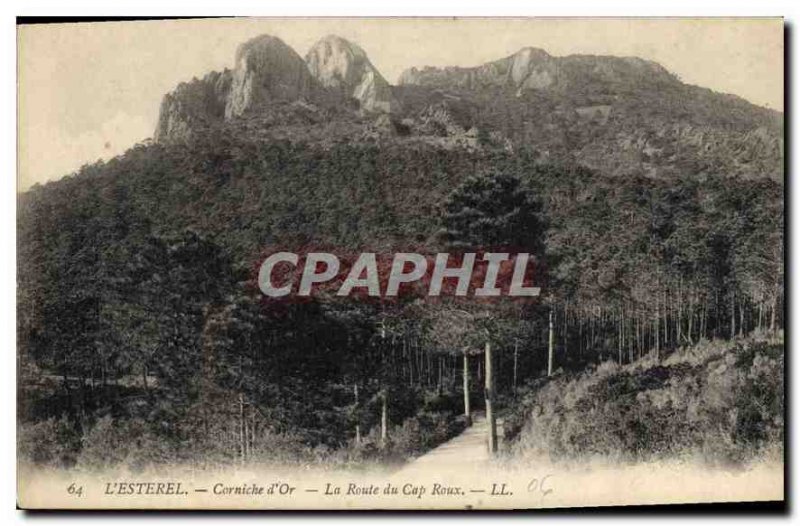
<box><xmin>154</xmin><ymin>33</ymin><xmax>405</xmax><ymax>142</ymax></box>
<box><xmin>225</xmin><ymin>34</ymin><xmax>320</xmax><ymax>119</ymax></box>
<box><xmin>152</xmin><ymin>34</ymin><xmax>772</xmax><ymax>177</ymax></box>
<box><xmin>305</xmin><ymin>35</ymin><xmax>399</xmax><ymax>113</ymax></box>
<box><xmin>154</xmin><ymin>69</ymin><xmax>232</xmax><ymax>142</ymax></box>
<box><xmin>397</xmin><ymin>47</ymin><xmax>678</xmax><ymax>93</ymax></box>
<box><xmin>506</xmin><ymin>47</ymin><xmax>556</xmax><ymax>90</ymax></box>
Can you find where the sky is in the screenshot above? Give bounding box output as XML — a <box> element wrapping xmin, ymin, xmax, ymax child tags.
<box><xmin>17</xmin><ymin>17</ymin><xmax>784</xmax><ymax>190</ymax></box>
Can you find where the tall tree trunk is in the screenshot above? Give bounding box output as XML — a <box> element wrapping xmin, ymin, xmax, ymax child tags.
<box><xmin>739</xmin><ymin>297</ymin><xmax>745</xmax><ymax>337</ymax></box>
<box><xmin>239</xmin><ymin>393</ymin><xmax>246</xmax><ymax>464</ymax></box>
<box><xmin>141</xmin><ymin>364</ymin><xmax>149</xmax><ymax>396</ymax></box>
<box><xmin>463</xmin><ymin>352</ymin><xmax>471</xmax><ymax>426</ymax></box>
<box><xmin>617</xmin><ymin>311</ymin><xmax>623</xmax><ymax>365</ymax></box>
<box><xmin>562</xmin><ymin>304</ymin><xmax>568</xmax><ymax>360</ymax></box>
<box><xmin>380</xmin><ymin>390</ymin><xmax>388</xmax><ymax>449</ymax></box>
<box><xmin>485</xmin><ymin>341</ymin><xmax>497</xmax><ymax>454</ymax></box>
<box><xmin>380</xmin><ymin>319</ymin><xmax>389</xmax><ymax>448</ymax></box>
<box><xmin>250</xmin><ymin>410</ymin><xmax>256</xmax><ymax>458</ymax></box>
<box><xmin>664</xmin><ymin>290</ymin><xmax>669</xmax><ymax>347</ymax></box>
<box><xmin>406</xmin><ymin>338</ymin><xmax>413</xmax><ymax>387</ymax></box>
<box><xmin>437</xmin><ymin>356</ymin><xmax>443</xmax><ymax>395</ymax></box>
<box><xmin>655</xmin><ymin>297</ymin><xmax>660</xmax><ymax>360</ymax></box>
<box><xmin>702</xmin><ymin>302</ymin><xmax>708</xmax><ymax>339</ymax></box>
<box><xmin>628</xmin><ymin>313</ymin><xmax>634</xmax><ymax>363</ymax></box>
<box><xmin>354</xmin><ymin>383</ymin><xmax>361</xmax><ymax>445</ymax></box>
<box><xmin>512</xmin><ymin>342</ymin><xmax>518</xmax><ymax>393</ymax></box>
<box><xmin>770</xmin><ymin>294</ymin><xmax>777</xmax><ymax>333</ymax></box>
<box><xmin>677</xmin><ymin>280</ymin><xmax>683</xmax><ymax>346</ymax></box>
<box><xmin>548</xmin><ymin>308</ymin><xmax>555</xmax><ymax>376</ymax></box>
<box><xmin>244</xmin><ymin>403</ymin><xmax>250</xmax><ymax>462</ymax></box>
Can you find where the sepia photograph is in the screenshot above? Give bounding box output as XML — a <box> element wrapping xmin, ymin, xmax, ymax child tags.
<box><xmin>15</xmin><ymin>16</ymin><xmax>785</xmax><ymax>510</ymax></box>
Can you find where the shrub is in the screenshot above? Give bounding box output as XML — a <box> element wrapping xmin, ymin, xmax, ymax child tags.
<box><xmin>18</xmin><ymin>415</ymin><xmax>82</xmax><ymax>468</ymax></box>
<box><xmin>77</xmin><ymin>416</ymin><xmax>177</xmax><ymax>471</ymax></box>
<box><xmin>511</xmin><ymin>335</ymin><xmax>784</xmax><ymax>467</ymax></box>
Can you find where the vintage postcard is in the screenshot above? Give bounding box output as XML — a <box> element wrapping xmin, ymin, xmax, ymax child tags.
<box><xmin>16</xmin><ymin>17</ymin><xmax>784</xmax><ymax>510</ymax></box>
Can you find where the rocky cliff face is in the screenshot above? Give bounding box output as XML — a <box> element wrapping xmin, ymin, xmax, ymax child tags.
<box><xmin>154</xmin><ymin>70</ymin><xmax>232</xmax><ymax>142</ymax></box>
<box><xmin>398</xmin><ymin>47</ymin><xmax>678</xmax><ymax>94</ymax></box>
<box><xmin>155</xmin><ymin>34</ymin><xmax>402</xmax><ymax>142</ymax></box>
<box><xmin>398</xmin><ymin>47</ymin><xmax>555</xmax><ymax>91</ymax></box>
<box><xmin>392</xmin><ymin>45</ymin><xmax>782</xmax><ymax>180</ymax></box>
<box><xmin>153</xmin><ymin>36</ymin><xmax>782</xmax><ymax>182</ymax></box>
<box><xmin>225</xmin><ymin>35</ymin><xmax>321</xmax><ymax>119</ymax></box>
<box><xmin>155</xmin><ymin>34</ymin><xmax>322</xmax><ymax>142</ymax></box>
<box><xmin>305</xmin><ymin>35</ymin><xmax>398</xmax><ymax>113</ymax></box>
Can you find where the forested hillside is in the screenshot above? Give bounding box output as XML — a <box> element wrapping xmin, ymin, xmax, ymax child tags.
<box><xmin>17</xmin><ymin>35</ymin><xmax>784</xmax><ymax>471</ymax></box>
<box><xmin>17</xmin><ymin>112</ymin><xmax>783</xmax><ymax>469</ymax></box>
<box><xmin>393</xmin><ymin>81</ymin><xmax>782</xmax><ymax>181</ymax></box>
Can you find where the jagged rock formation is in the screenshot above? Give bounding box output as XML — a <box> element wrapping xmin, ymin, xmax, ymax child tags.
<box><xmin>305</xmin><ymin>35</ymin><xmax>399</xmax><ymax>113</ymax></box>
<box><xmin>398</xmin><ymin>47</ymin><xmax>678</xmax><ymax>94</ymax></box>
<box><xmin>225</xmin><ymin>35</ymin><xmax>321</xmax><ymax>119</ymax></box>
<box><xmin>155</xmin><ymin>34</ymin><xmax>402</xmax><ymax>142</ymax></box>
<box><xmin>393</xmin><ymin>46</ymin><xmax>782</xmax><ymax>179</ymax></box>
<box><xmin>152</xmin><ymin>37</ymin><xmax>782</xmax><ymax>181</ymax></box>
<box><xmin>416</xmin><ymin>101</ymin><xmax>467</xmax><ymax>137</ymax></box>
<box><xmin>155</xmin><ymin>34</ymin><xmax>322</xmax><ymax>142</ymax></box>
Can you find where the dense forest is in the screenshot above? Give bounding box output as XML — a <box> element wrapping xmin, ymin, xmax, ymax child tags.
<box><xmin>17</xmin><ymin>102</ymin><xmax>784</xmax><ymax>470</ymax></box>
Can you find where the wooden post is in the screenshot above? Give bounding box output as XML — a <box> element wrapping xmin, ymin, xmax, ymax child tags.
<box><xmin>463</xmin><ymin>352</ymin><xmax>471</xmax><ymax>426</ymax></box>
<box><xmin>548</xmin><ymin>308</ymin><xmax>555</xmax><ymax>376</ymax></box>
<box><xmin>485</xmin><ymin>341</ymin><xmax>497</xmax><ymax>454</ymax></box>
